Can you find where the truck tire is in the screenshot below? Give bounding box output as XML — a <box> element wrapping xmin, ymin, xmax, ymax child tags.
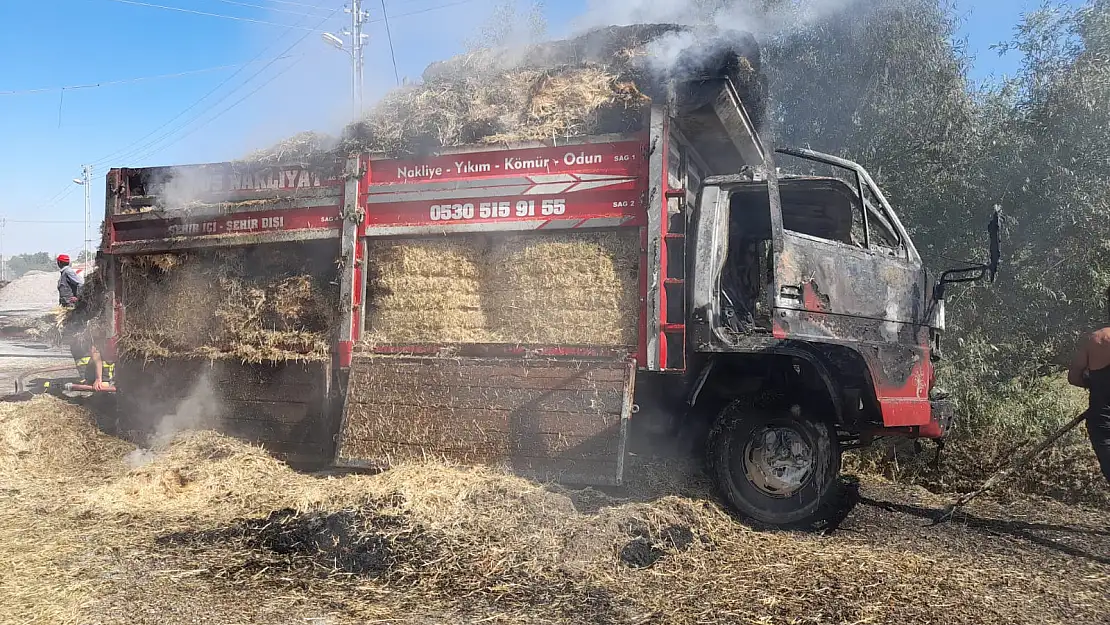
<box><xmin>707</xmin><ymin>401</ymin><xmax>841</xmax><ymax>528</ymax></box>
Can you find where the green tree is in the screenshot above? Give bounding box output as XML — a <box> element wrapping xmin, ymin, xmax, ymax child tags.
<box><xmin>4</xmin><ymin>252</ymin><xmax>56</xmax><ymax>279</ymax></box>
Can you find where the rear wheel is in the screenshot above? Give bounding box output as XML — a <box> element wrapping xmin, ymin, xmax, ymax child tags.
<box><xmin>707</xmin><ymin>401</ymin><xmax>841</xmax><ymax>527</ymax></box>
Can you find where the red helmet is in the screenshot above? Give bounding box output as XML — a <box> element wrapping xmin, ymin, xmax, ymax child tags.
<box><xmin>57</xmin><ymin>254</ymin><xmax>70</xmax><ymax>264</ymax></box>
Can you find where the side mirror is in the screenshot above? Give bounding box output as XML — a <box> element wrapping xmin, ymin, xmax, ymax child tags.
<box><xmin>986</xmin><ymin>206</ymin><xmax>1000</xmax><ymax>282</ymax></box>
<box><xmin>934</xmin><ymin>207</ymin><xmax>1002</xmax><ymax>299</ymax></box>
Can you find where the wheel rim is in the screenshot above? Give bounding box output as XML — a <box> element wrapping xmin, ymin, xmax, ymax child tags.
<box><xmin>739</xmin><ymin>425</ymin><xmax>815</xmax><ymax>498</ymax></box>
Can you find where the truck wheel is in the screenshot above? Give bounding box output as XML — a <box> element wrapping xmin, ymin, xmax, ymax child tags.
<box><xmin>707</xmin><ymin>401</ymin><xmax>841</xmax><ymax>528</ymax></box>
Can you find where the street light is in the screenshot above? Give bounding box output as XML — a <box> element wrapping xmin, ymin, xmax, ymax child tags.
<box><xmin>321</xmin><ymin>0</ymin><xmax>368</xmax><ymax>119</ymax></box>
<box><xmin>321</xmin><ymin>32</ymin><xmax>346</xmax><ymax>50</ymax></box>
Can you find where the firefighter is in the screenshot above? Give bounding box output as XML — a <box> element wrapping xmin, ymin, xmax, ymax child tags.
<box><xmin>57</xmin><ymin>254</ymin><xmax>84</xmax><ymax>307</ymax></box>
<box><xmin>1066</xmin><ymin>287</ymin><xmax>1110</xmax><ymax>485</ymax></box>
<box><xmin>69</xmin><ymin>334</ymin><xmax>114</xmax><ymax>392</ymax></box>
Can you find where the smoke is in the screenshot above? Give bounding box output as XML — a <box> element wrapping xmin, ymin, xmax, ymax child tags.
<box><xmin>155</xmin><ymin>165</ymin><xmax>227</xmax><ymax>209</ymax></box>
<box><xmin>575</xmin><ymin>0</ymin><xmax>864</xmax><ymax>35</ymax></box>
<box><xmin>567</xmin><ymin>0</ymin><xmax>868</xmax><ymax>77</ymax></box>
<box><xmin>124</xmin><ymin>372</ymin><xmax>222</xmax><ymax>469</ymax></box>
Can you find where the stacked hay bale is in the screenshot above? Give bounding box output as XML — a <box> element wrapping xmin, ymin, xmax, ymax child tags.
<box><xmin>363</xmin><ymin>230</ymin><xmax>640</xmax><ymax>347</ymax></box>
<box><xmin>102</xmin><ymin>24</ymin><xmax>761</xmax><ymax>356</ymax></box>
<box><xmin>116</xmin><ymin>242</ymin><xmax>338</xmax><ymax>362</ymax></box>
<box><xmin>483</xmin><ymin>232</ymin><xmax>640</xmax><ymax>345</ymax></box>
<box><xmin>363</xmin><ymin>238</ymin><xmax>491</xmax><ymax>344</ymax></box>
<box><xmin>352</xmin><ymin>24</ymin><xmax>759</xmax><ymax>348</ymax></box>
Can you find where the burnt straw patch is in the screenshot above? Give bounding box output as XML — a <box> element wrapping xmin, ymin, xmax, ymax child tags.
<box><xmin>158</xmin><ymin>506</ymin><xmax>438</xmax><ymax>579</ymax></box>
<box><xmin>156</xmin><ymin>503</ymin><xmax>624</xmax><ymax>624</ymax></box>
<box><xmin>619</xmin><ymin>523</ymin><xmax>698</xmax><ymax>569</ymax></box>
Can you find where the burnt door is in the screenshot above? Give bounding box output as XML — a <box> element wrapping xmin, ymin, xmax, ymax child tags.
<box><xmin>769</xmin><ymin>150</ymin><xmax>933</xmax><ymax>427</ymax></box>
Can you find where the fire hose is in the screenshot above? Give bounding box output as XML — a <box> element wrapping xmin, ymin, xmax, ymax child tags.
<box><xmin>932</xmin><ymin>411</ymin><xmax>1088</xmax><ymax>525</ymax></box>
<box><xmin>1</xmin><ymin>362</ymin><xmax>118</xmax><ymax>402</ymax></box>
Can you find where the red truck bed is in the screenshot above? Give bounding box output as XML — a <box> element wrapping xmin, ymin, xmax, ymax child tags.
<box><xmin>101</xmin><ymin>88</ymin><xmax>743</xmax><ymax>481</ymax></box>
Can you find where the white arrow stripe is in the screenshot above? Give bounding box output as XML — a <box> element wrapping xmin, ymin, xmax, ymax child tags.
<box><xmin>368</xmin><ymin>177</ymin><xmax>534</xmax><ymax>193</ymax></box>
<box><xmin>576</xmin><ymin>217</ymin><xmax>634</xmax><ymax>228</ymax></box>
<box><xmin>365</xmin><ymin>185</ymin><xmax>533</xmax><ymax>203</ymax></box>
<box><xmin>574</xmin><ymin>173</ymin><xmax>636</xmax><ymax>181</ymax></box>
<box><xmin>523</xmin><ymin>183</ymin><xmax>575</xmax><ymax>195</ymax></box>
<box><xmin>527</xmin><ymin>174</ymin><xmax>578</xmax><ymax>184</ymax></box>
<box><xmin>537</xmin><ymin>219</ymin><xmax>584</xmax><ymax>229</ymax></box>
<box><xmin>365</xmin><ymin>221</ymin><xmax>548</xmax><ymax>236</ymax></box>
<box><xmin>565</xmin><ymin>179</ymin><xmax>635</xmax><ymax>193</ymax></box>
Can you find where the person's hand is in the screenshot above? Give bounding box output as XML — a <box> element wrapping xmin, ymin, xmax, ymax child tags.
<box><xmin>67</xmin><ymin>297</ymin><xmax>78</xmax><ymax>305</ymax></box>
<box><xmin>93</xmin><ymin>380</ymin><xmax>108</xmax><ymax>391</ymax></box>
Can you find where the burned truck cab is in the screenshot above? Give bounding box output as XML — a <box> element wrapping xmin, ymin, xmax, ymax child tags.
<box><xmin>685</xmin><ymin>147</ymin><xmax>994</xmax><ymax>526</ymax></box>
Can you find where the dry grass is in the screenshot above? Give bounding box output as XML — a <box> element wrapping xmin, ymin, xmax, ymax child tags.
<box><xmin>363</xmin><ymin>231</ymin><xmax>640</xmax><ymax>346</ymax></box>
<box><xmin>348</xmin><ymin>64</ymin><xmax>648</xmax><ymax>155</ymax></box>
<box><xmin>241</xmin><ymin>131</ymin><xmax>338</xmax><ymax>165</ymax></box>
<box><xmin>1</xmin><ymin>397</ymin><xmax>1107</xmax><ymax>624</ymax></box>
<box><xmin>116</xmin><ymin>242</ymin><xmax>338</xmax><ymax>363</ymax></box>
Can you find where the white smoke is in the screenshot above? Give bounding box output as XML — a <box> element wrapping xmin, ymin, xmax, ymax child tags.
<box><xmin>575</xmin><ymin>0</ymin><xmax>864</xmax><ymax>35</ymax></box>
<box><xmin>150</xmin><ymin>372</ymin><xmax>221</xmax><ymax>449</ymax></box>
<box><xmin>151</xmin><ymin>166</ymin><xmax>225</xmax><ymax>209</ymax></box>
<box><xmin>125</xmin><ymin>372</ymin><xmax>222</xmax><ymax>468</ymax></box>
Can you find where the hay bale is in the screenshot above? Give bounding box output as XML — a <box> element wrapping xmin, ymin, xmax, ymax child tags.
<box><xmin>364</xmin><ymin>230</ymin><xmax>639</xmax><ymax>347</ymax></box>
<box><xmin>485</xmin><ymin>232</ymin><xmax>640</xmax><ymax>345</ymax></box>
<box><xmin>364</xmin><ymin>237</ymin><xmax>493</xmax><ymax>344</ymax></box>
<box><xmin>118</xmin><ymin>242</ymin><xmax>339</xmax><ymax>363</ymax></box>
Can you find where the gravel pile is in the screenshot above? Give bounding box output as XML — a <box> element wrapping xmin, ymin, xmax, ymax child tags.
<box><xmin>0</xmin><ymin>271</ymin><xmax>57</xmax><ymax>313</ymax></box>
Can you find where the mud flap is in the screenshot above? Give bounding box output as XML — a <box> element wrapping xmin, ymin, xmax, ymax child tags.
<box><xmin>334</xmin><ymin>354</ymin><xmax>635</xmax><ymax>486</ymax></box>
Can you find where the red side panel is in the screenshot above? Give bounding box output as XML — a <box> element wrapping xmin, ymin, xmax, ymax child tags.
<box><xmin>112</xmin><ymin>206</ymin><xmax>341</xmax><ymax>243</ymax></box>
<box><xmin>362</xmin><ymin>139</ymin><xmax>648</xmax><ymax>233</ymax></box>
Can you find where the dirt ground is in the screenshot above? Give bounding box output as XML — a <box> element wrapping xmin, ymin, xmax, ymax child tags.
<box><xmin>0</xmin><ymin>354</ymin><xmax>1107</xmax><ymax>625</ymax></box>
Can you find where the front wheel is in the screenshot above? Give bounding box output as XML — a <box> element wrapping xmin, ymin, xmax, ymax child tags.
<box><xmin>707</xmin><ymin>401</ymin><xmax>841</xmax><ymax>528</ymax></box>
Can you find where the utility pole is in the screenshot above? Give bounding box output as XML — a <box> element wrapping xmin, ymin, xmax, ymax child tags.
<box><xmin>73</xmin><ymin>165</ymin><xmax>92</xmax><ymax>269</ymax></box>
<box><xmin>352</xmin><ymin>0</ymin><xmax>365</xmax><ymax>116</ymax></box>
<box><xmin>1</xmin><ymin>218</ymin><xmax>6</xmax><ymax>283</ymax></box>
<box><xmin>322</xmin><ymin>2</ymin><xmax>369</xmax><ymax>120</ymax></box>
<box><xmin>349</xmin><ymin>0</ymin><xmax>368</xmax><ymax>118</ymax></box>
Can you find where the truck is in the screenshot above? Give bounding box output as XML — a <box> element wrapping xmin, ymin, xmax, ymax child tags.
<box><xmin>97</xmin><ymin>63</ymin><xmax>998</xmax><ymax>528</ymax></box>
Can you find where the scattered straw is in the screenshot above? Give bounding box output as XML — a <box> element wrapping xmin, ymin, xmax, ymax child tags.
<box><xmin>2</xmin><ymin>399</ymin><xmax>1107</xmax><ymax>623</ymax></box>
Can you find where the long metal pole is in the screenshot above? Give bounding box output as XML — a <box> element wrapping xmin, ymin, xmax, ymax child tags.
<box><xmin>351</xmin><ymin>0</ymin><xmax>366</xmax><ymax>118</ymax></box>
<box><xmin>82</xmin><ymin>165</ymin><xmax>91</xmax><ymax>268</ymax></box>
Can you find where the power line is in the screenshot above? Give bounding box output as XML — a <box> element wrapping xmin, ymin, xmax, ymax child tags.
<box><xmin>265</xmin><ymin>0</ymin><xmax>343</xmax><ymax>8</ymax></box>
<box><xmin>372</xmin><ymin>0</ymin><xmax>482</xmax><ymax>23</ymax></box>
<box><xmin>1</xmin><ymin>219</ymin><xmax>85</xmax><ymax>224</ymax></box>
<box><xmin>207</xmin><ymin>0</ymin><xmax>334</xmax><ymax>17</ymax></box>
<box><xmin>379</xmin><ymin>0</ymin><xmax>399</xmax><ymax>86</ymax></box>
<box><xmin>157</xmin><ymin>56</ymin><xmax>311</xmax><ymax>152</ymax></box>
<box><xmin>79</xmin><ymin>0</ymin><xmax>477</xmax><ymax>173</ymax></box>
<box><xmin>88</xmin><ymin>4</ymin><xmax>340</xmax><ymax>168</ymax></box>
<box><xmin>29</xmin><ymin>185</ymin><xmax>80</xmax><ymax>213</ymax></box>
<box><xmin>0</xmin><ymin>57</ymin><xmax>299</xmax><ymax>96</ymax></box>
<box><xmin>106</xmin><ymin>4</ymin><xmax>342</xmax><ymax>165</ymax></box>
<box><xmin>98</xmin><ymin>0</ymin><xmax>324</xmax><ymax>30</ymax></box>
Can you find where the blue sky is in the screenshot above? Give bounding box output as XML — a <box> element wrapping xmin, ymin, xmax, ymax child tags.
<box><xmin>0</xmin><ymin>0</ymin><xmax>1074</xmax><ymax>256</ymax></box>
